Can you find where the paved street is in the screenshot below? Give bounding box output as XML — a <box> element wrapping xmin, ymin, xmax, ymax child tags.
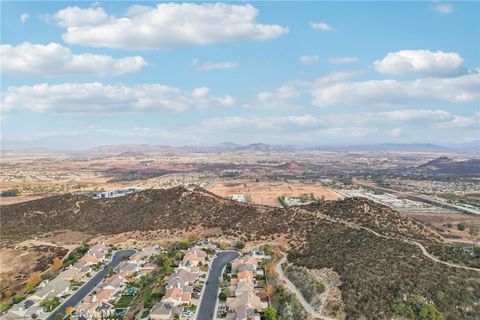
<box><xmin>46</xmin><ymin>249</ymin><xmax>135</xmax><ymax>320</ymax></box>
<box><xmin>196</xmin><ymin>251</ymin><xmax>240</xmax><ymax>320</ymax></box>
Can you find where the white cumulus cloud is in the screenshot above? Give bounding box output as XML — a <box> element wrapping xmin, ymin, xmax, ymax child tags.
<box><xmin>1</xmin><ymin>83</ymin><xmax>235</xmax><ymax>114</ymax></box>
<box><xmin>55</xmin><ymin>3</ymin><xmax>288</xmax><ymax>50</ymax></box>
<box><xmin>300</xmin><ymin>55</ymin><xmax>320</xmax><ymax>65</ymax></box>
<box><xmin>20</xmin><ymin>13</ymin><xmax>29</xmax><ymax>23</ymax></box>
<box><xmin>374</xmin><ymin>49</ymin><xmax>464</xmax><ymax>77</ymax></box>
<box><xmin>192</xmin><ymin>59</ymin><xmax>239</xmax><ymax>71</ymax></box>
<box><xmin>0</xmin><ymin>42</ymin><xmax>147</xmax><ymax>76</ymax></box>
<box><xmin>310</xmin><ymin>22</ymin><xmax>334</xmax><ymax>31</ymax></box>
<box><xmin>328</xmin><ymin>57</ymin><xmax>359</xmax><ymax>64</ymax></box>
<box><xmin>311</xmin><ymin>71</ymin><xmax>479</xmax><ymax>107</ymax></box>
<box><xmin>244</xmin><ymin>84</ymin><xmax>303</xmax><ymax>109</ymax></box>
<box><xmin>54</xmin><ymin>6</ymin><xmax>110</xmax><ymax>27</ymax></box>
<box><xmin>435</xmin><ymin>4</ymin><xmax>454</xmax><ymax>14</ymax></box>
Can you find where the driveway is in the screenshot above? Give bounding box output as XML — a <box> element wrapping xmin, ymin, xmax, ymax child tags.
<box><xmin>46</xmin><ymin>249</ymin><xmax>135</xmax><ymax>320</ymax></box>
<box><xmin>196</xmin><ymin>251</ymin><xmax>240</xmax><ymax>320</ymax></box>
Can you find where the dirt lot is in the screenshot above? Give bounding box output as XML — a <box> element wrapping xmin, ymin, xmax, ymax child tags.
<box><xmin>209</xmin><ymin>179</ymin><xmax>342</xmax><ymax>207</ymax></box>
<box><xmin>406</xmin><ymin>211</ymin><xmax>480</xmax><ymax>243</ymax></box>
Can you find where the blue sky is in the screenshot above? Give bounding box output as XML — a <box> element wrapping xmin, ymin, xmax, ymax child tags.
<box><xmin>1</xmin><ymin>1</ymin><xmax>479</xmax><ymax>149</ymax></box>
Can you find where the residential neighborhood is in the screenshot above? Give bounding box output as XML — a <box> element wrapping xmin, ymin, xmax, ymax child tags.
<box><xmin>1</xmin><ymin>240</ymin><xmax>278</xmax><ymax>320</ymax></box>
<box><xmin>219</xmin><ymin>254</ymin><xmax>268</xmax><ymax>320</ymax></box>
<box><xmin>2</xmin><ymin>243</ymin><xmax>111</xmax><ymax>320</ymax></box>
<box><xmin>149</xmin><ymin>246</ymin><xmax>210</xmax><ymax>319</ymax></box>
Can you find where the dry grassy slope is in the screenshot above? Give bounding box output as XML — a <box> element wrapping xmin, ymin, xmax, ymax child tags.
<box><xmin>0</xmin><ymin>187</ymin><xmax>290</xmax><ymax>241</ymax></box>
<box><xmin>1</xmin><ymin>187</ymin><xmax>434</xmax><ymax>243</ymax></box>
<box><xmin>303</xmin><ymin>197</ymin><xmax>441</xmax><ymax>242</ymax></box>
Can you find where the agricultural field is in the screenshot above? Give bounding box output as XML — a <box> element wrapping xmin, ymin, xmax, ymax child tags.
<box><xmin>208</xmin><ymin>179</ymin><xmax>342</xmax><ymax>207</ymax></box>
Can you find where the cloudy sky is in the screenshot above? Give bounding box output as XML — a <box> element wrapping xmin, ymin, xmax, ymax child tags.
<box><xmin>1</xmin><ymin>1</ymin><xmax>479</xmax><ymax>149</ymax></box>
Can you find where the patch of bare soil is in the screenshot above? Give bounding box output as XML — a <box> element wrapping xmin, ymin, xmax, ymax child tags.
<box><xmin>311</xmin><ymin>268</ymin><xmax>346</xmax><ymax>320</ymax></box>
<box><xmin>209</xmin><ymin>179</ymin><xmax>342</xmax><ymax>207</ymax></box>
<box><xmin>0</xmin><ymin>245</ymin><xmax>68</xmax><ymax>295</ymax></box>
<box><xmin>406</xmin><ymin>211</ymin><xmax>480</xmax><ymax>243</ymax></box>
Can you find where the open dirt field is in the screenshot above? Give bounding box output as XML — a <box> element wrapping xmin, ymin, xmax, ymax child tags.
<box><xmin>406</xmin><ymin>211</ymin><xmax>480</xmax><ymax>243</ymax></box>
<box><xmin>208</xmin><ymin>179</ymin><xmax>343</xmax><ymax>207</ymax></box>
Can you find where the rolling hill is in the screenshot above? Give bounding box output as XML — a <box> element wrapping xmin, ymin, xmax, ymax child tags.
<box><xmin>1</xmin><ymin>188</ymin><xmax>479</xmax><ymax>319</ymax></box>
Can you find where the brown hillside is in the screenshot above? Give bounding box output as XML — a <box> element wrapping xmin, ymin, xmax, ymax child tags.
<box><xmin>303</xmin><ymin>197</ymin><xmax>441</xmax><ymax>242</ymax></box>
<box><xmin>1</xmin><ymin>188</ymin><xmax>479</xmax><ymax>319</ymax></box>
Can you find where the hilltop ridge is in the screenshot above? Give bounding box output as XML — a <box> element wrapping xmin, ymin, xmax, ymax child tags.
<box><xmin>1</xmin><ymin>188</ymin><xmax>479</xmax><ymax>319</ymax></box>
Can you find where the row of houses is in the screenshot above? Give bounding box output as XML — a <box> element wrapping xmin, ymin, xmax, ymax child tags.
<box><xmin>75</xmin><ymin>247</ymin><xmax>160</xmax><ymax>320</ymax></box>
<box><xmin>2</xmin><ymin>244</ymin><xmax>110</xmax><ymax>320</ymax></box>
<box><xmin>92</xmin><ymin>187</ymin><xmax>143</xmax><ymax>199</ymax></box>
<box><xmin>149</xmin><ymin>247</ymin><xmax>208</xmax><ymax>320</ymax></box>
<box><xmin>224</xmin><ymin>255</ymin><xmax>267</xmax><ymax>320</ymax></box>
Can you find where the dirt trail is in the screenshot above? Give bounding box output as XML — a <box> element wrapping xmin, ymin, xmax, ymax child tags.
<box><xmin>74</xmin><ymin>200</ymin><xmax>82</xmax><ymax>213</ymax></box>
<box><xmin>276</xmin><ymin>255</ymin><xmax>335</xmax><ymax>320</ymax></box>
<box><xmin>275</xmin><ymin>212</ymin><xmax>479</xmax><ymax>319</ymax></box>
<box><xmin>315</xmin><ymin>212</ymin><xmax>480</xmax><ymax>272</ymax></box>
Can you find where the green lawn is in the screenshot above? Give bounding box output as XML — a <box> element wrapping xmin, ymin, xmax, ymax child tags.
<box><xmin>114</xmin><ymin>295</ymin><xmax>134</xmax><ymax>308</ymax></box>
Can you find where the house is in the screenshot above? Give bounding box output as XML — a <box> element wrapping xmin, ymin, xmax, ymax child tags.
<box><xmin>93</xmin><ymin>289</ymin><xmax>115</xmax><ymax>302</ymax></box>
<box><xmin>73</xmin><ymin>260</ymin><xmax>91</xmax><ymax>270</ymax></box>
<box><xmin>226</xmin><ymin>304</ymin><xmax>260</xmax><ymax>320</ymax></box>
<box><xmin>234</xmin><ymin>282</ymin><xmax>255</xmax><ymax>297</ymax></box>
<box><xmin>226</xmin><ymin>292</ymin><xmax>263</xmax><ymax>311</ymax></box>
<box><xmin>161</xmin><ymin>287</ymin><xmax>183</xmax><ymax>305</ymax></box>
<box><xmin>166</xmin><ymin>277</ymin><xmax>188</xmax><ymax>290</ymax></box>
<box><xmin>101</xmin><ymin>274</ymin><xmax>124</xmax><ymax>291</ymax></box>
<box><xmin>77</xmin><ymin>300</ymin><xmax>114</xmax><ymax>319</ymax></box>
<box><xmin>58</xmin><ymin>266</ymin><xmax>87</xmax><ymax>282</ymax></box>
<box><xmin>167</xmin><ymin>269</ymin><xmax>198</xmax><ymax>287</ymax></box>
<box><xmin>181</xmin><ymin>249</ymin><xmax>206</xmax><ymax>267</ymax></box>
<box><xmin>149</xmin><ymin>302</ymin><xmax>183</xmax><ymax>320</ymax></box>
<box><xmin>232</xmin><ymin>256</ymin><xmax>258</xmax><ymax>272</ymax></box>
<box><xmin>80</xmin><ymin>254</ymin><xmax>100</xmax><ymax>265</ymax></box>
<box><xmin>28</xmin><ymin>278</ymin><xmax>70</xmax><ymax>302</ymax></box>
<box><xmin>116</xmin><ymin>261</ymin><xmax>139</xmax><ymax>274</ymax></box>
<box><xmin>236</xmin><ymin>270</ymin><xmax>254</xmax><ymax>283</ymax></box>
<box><xmin>237</xmin><ymin>264</ymin><xmax>255</xmax><ymax>273</ymax></box>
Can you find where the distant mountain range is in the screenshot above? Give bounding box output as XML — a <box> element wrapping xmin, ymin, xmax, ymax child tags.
<box><xmin>2</xmin><ymin>138</ymin><xmax>479</xmax><ymax>154</ymax></box>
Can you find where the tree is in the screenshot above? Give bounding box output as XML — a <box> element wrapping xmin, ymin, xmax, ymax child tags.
<box><xmin>108</xmin><ymin>267</ymin><xmax>115</xmax><ymax>277</ymax></box>
<box><xmin>261</xmin><ymin>284</ymin><xmax>274</xmax><ymax>300</ymax></box>
<box><xmin>457</xmin><ymin>223</ymin><xmax>466</xmax><ymax>231</ymax></box>
<box><xmin>286</xmin><ymin>249</ymin><xmax>300</xmax><ymax>261</ymax></box>
<box><xmin>264</xmin><ymin>263</ymin><xmax>277</xmax><ymax>278</ymax></box>
<box><xmin>263</xmin><ymin>244</ymin><xmax>273</xmax><ymax>256</ymax></box>
<box><xmin>143</xmin><ymin>286</ymin><xmax>152</xmax><ymax>307</ymax></box>
<box><xmin>234</xmin><ymin>241</ymin><xmax>245</xmax><ymax>250</ymax></box>
<box><xmin>177</xmin><ymin>240</ymin><xmax>190</xmax><ymax>250</ymax></box>
<box><xmin>66</xmin><ymin>306</ymin><xmax>74</xmax><ymax>315</ymax></box>
<box><xmin>1</xmin><ymin>189</ymin><xmax>19</xmax><ymax>197</ymax></box>
<box><xmin>26</xmin><ymin>272</ymin><xmax>42</xmax><ymax>291</ymax></box>
<box><xmin>264</xmin><ymin>306</ymin><xmax>278</xmax><ymax>320</ymax></box>
<box><xmin>218</xmin><ymin>289</ymin><xmax>228</xmax><ymax>301</ymax></box>
<box><xmin>40</xmin><ymin>297</ymin><xmax>61</xmax><ymax>312</ymax></box>
<box><xmin>51</xmin><ymin>257</ymin><xmax>63</xmax><ymax>272</ymax></box>
<box><xmin>418</xmin><ymin>304</ymin><xmax>443</xmax><ymax>320</ymax></box>
<box><xmin>54</xmin><ymin>313</ymin><xmax>65</xmax><ymax>320</ymax></box>
<box><xmin>317</xmin><ymin>281</ymin><xmax>326</xmax><ymax>294</ymax></box>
